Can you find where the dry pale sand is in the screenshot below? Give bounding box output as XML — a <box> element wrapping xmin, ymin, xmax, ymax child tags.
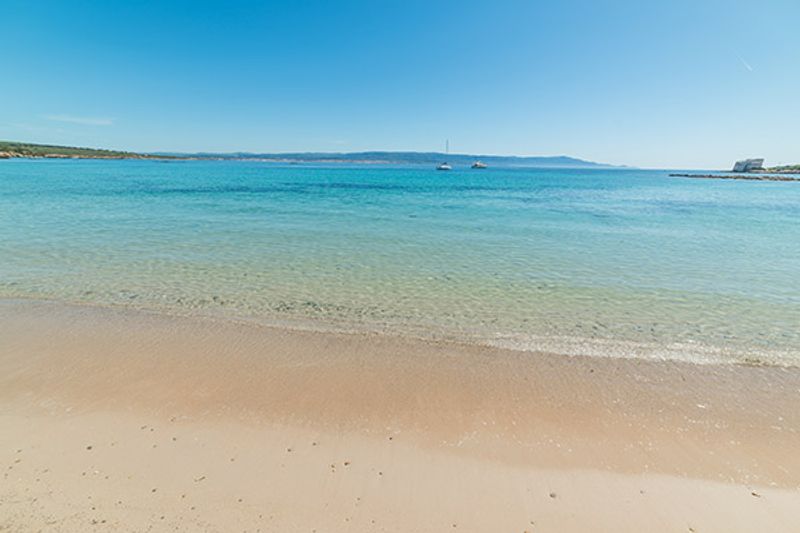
<box><xmin>1</xmin><ymin>299</ymin><xmax>799</xmax><ymax>532</ymax></box>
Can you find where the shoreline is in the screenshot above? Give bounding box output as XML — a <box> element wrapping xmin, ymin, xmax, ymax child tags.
<box><xmin>2</xmin><ymin>298</ymin><xmax>800</xmax><ymax>530</ymax></box>
<box><xmin>4</xmin><ymin>294</ymin><xmax>798</xmax><ymax>369</ymax></box>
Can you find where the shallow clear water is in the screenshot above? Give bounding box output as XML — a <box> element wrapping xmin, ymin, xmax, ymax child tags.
<box><xmin>2</xmin><ymin>159</ymin><xmax>799</xmax><ymax>364</ymax></box>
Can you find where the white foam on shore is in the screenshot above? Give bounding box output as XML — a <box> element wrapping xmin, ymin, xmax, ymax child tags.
<box><xmin>484</xmin><ymin>332</ymin><xmax>800</xmax><ymax>368</ymax></box>
<box><xmin>3</xmin><ymin>296</ymin><xmax>798</xmax><ymax>368</ymax></box>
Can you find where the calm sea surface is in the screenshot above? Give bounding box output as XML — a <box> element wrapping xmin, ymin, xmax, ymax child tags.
<box><xmin>2</xmin><ymin>159</ymin><xmax>799</xmax><ymax>364</ymax></box>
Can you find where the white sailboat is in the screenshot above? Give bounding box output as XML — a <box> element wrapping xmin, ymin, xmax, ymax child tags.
<box><xmin>436</xmin><ymin>140</ymin><xmax>452</xmax><ymax>170</ymax></box>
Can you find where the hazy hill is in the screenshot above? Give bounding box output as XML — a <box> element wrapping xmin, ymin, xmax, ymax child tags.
<box><xmin>1</xmin><ymin>141</ymin><xmax>614</xmax><ymax>168</ymax></box>
<box><xmin>173</xmin><ymin>150</ymin><xmax>614</xmax><ymax>168</ymax></box>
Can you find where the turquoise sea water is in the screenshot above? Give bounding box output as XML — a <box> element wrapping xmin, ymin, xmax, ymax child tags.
<box><xmin>2</xmin><ymin>159</ymin><xmax>799</xmax><ymax>364</ymax></box>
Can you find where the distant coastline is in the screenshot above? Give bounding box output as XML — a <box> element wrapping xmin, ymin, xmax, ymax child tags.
<box><xmin>750</xmin><ymin>165</ymin><xmax>800</xmax><ymax>175</ymax></box>
<box><xmin>670</xmin><ymin>173</ymin><xmax>800</xmax><ymax>182</ymax></box>
<box><xmin>0</xmin><ymin>140</ymin><xmax>615</xmax><ymax>168</ymax></box>
<box><xmin>156</xmin><ymin>150</ymin><xmax>617</xmax><ymax>168</ymax></box>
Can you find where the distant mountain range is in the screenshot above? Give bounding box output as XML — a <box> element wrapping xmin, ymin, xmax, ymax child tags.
<box><xmin>159</xmin><ymin>150</ymin><xmax>615</xmax><ymax>168</ymax></box>
<box><xmin>1</xmin><ymin>141</ymin><xmax>616</xmax><ymax>168</ymax></box>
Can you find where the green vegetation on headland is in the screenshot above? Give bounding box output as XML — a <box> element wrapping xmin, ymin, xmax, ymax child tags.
<box><xmin>670</xmin><ymin>173</ymin><xmax>800</xmax><ymax>182</ymax></box>
<box><xmin>763</xmin><ymin>165</ymin><xmax>800</xmax><ymax>174</ymax></box>
<box><xmin>673</xmin><ymin>158</ymin><xmax>800</xmax><ymax>181</ymax></box>
<box><xmin>0</xmin><ymin>141</ymin><xmax>170</xmax><ymax>160</ymax></box>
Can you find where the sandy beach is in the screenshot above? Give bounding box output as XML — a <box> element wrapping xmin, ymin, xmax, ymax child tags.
<box><xmin>6</xmin><ymin>0</ymin><xmax>800</xmax><ymax>530</ymax></box>
<box><xmin>1</xmin><ymin>299</ymin><xmax>799</xmax><ymax>532</ymax></box>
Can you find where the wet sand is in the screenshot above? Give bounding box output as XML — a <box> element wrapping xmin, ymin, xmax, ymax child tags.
<box><xmin>1</xmin><ymin>299</ymin><xmax>799</xmax><ymax>531</ymax></box>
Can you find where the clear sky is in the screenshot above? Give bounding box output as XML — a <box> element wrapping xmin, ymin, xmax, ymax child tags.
<box><xmin>1</xmin><ymin>0</ymin><xmax>798</xmax><ymax>169</ymax></box>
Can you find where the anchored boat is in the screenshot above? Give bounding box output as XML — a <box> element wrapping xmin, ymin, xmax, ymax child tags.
<box><xmin>436</xmin><ymin>140</ymin><xmax>452</xmax><ymax>170</ymax></box>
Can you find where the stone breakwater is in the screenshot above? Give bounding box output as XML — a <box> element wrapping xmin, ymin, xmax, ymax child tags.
<box><xmin>670</xmin><ymin>173</ymin><xmax>800</xmax><ymax>182</ymax></box>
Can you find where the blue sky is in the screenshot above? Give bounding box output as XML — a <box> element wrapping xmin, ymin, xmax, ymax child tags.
<box><xmin>1</xmin><ymin>0</ymin><xmax>798</xmax><ymax>168</ymax></box>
